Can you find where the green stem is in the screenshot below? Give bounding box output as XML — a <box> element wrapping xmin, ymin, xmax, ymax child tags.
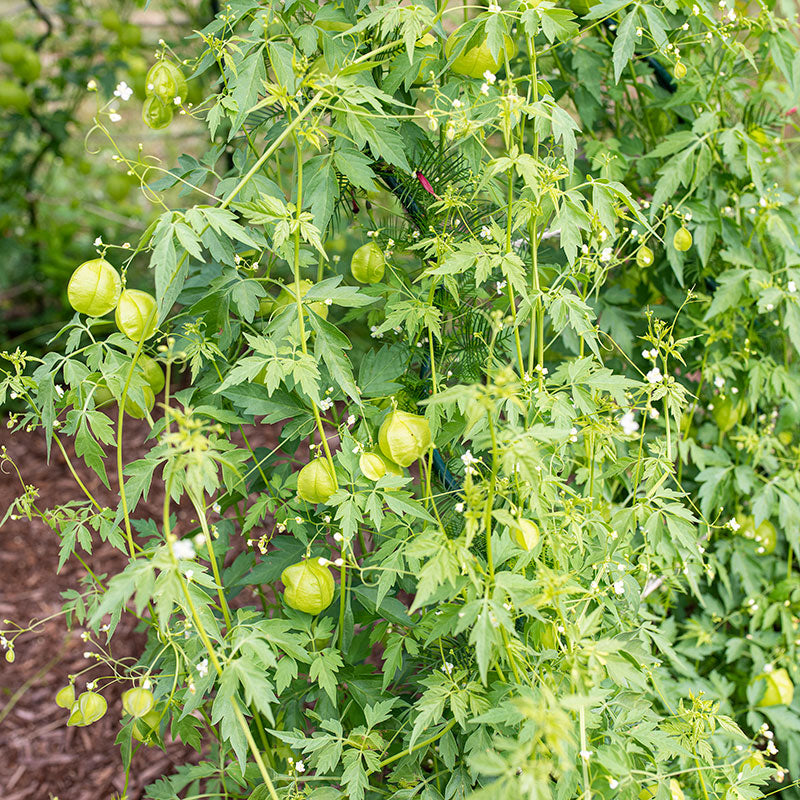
<box><xmin>162</xmin><ymin>479</ymin><xmax>280</xmax><ymax>800</ymax></box>
<box><xmin>117</xmin><ymin>333</ymin><xmax>148</xmax><ymax>557</ymax></box>
<box><xmin>191</xmin><ymin>495</ymin><xmax>233</xmax><ymax>631</ymax></box>
<box><xmin>377</xmin><ymin>718</ymin><xmax>458</xmax><ymax>769</ymax></box>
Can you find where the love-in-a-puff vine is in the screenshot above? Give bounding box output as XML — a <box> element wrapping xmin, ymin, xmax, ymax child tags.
<box><xmin>4</xmin><ymin>1</ymin><xmax>800</xmax><ymax>799</ymax></box>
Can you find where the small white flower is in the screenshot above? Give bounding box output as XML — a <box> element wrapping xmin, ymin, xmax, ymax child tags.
<box><xmin>86</xmin><ymin>681</ymin><xmax>95</xmax><ymax>690</ymax></box>
<box><xmin>729</xmin><ymin>517</ymin><xmax>741</xmax><ymax>531</ymax></box>
<box><xmin>319</xmin><ymin>397</ymin><xmax>333</xmax><ymax>412</ymax></box>
<box><xmin>334</xmin><ymin>558</ymin><xmax>344</xmax><ymax>567</ymax></box>
<box><xmin>54</xmin><ymin>384</ymin><xmax>65</xmax><ymax>398</ymax></box>
<box><xmin>173</xmin><ymin>95</ymin><xmax>182</xmax><ymax>105</ymax></box>
<box><xmin>333</xmin><ymin>532</ymin><xmax>343</xmax><ymax>542</ymax></box>
<box><xmin>788</xmin><ymin>281</ymin><xmax>797</xmax><ymax>293</ymax></box>
<box><xmin>454</xmin><ymin>502</ymin><xmax>465</xmax><ymax>513</ymax></box>
<box><xmin>295</xmin><ymin>760</ymin><xmax>306</xmax><ymax>773</ymax></box>
<box><xmin>461</xmin><ymin>450</ymin><xmax>476</xmax><ymax>466</ymax></box>
<box><xmin>173</xmin><ymin>539</ymin><xmax>196</xmax><ymax>560</ymax></box>
<box><xmin>483</xmin><ymin>70</ymin><xmax>497</xmax><ymax>84</ymax></box>
<box><xmin>370</xmin><ymin>325</ymin><xmax>383</xmax><ymax>339</ymax></box>
<box><xmin>649</xmin><ymin>407</ymin><xmax>660</xmax><ymax>419</ymax></box>
<box><xmin>692</xmin><ymin>3</ymin><xmax>700</xmax><ymax>13</ymax></box>
<box><xmin>496</xmin><ymin>280</ymin><xmax>507</xmax><ymax>295</ymax></box>
<box><xmin>113</xmin><ymin>81</ymin><xmax>133</xmax><ymax>101</ymax></box>
<box><xmin>346</xmin><ymin>414</ymin><xmax>356</xmax><ymax>426</ymax></box>
<box><xmin>613</xmin><ymin>580</ymin><xmax>625</xmax><ymax>595</ymax></box>
<box><xmin>620</xmin><ymin>411</ymin><xmax>639</xmax><ymax>436</ymax></box>
<box><xmin>196</xmin><ymin>658</ymin><xmax>209</xmax><ymax>678</ymax></box>
<box><xmin>488</xmin><ymin>2</ymin><xmax>502</xmax><ymax>12</ymax></box>
<box><xmin>94</xmin><ymin>236</ymin><xmax>103</xmax><ymax>246</ymax></box>
<box><xmin>714</xmin><ymin>376</ymin><xmax>725</xmax><ymax>388</ymax></box>
<box><xmin>480</xmin><ymin>225</ymin><xmax>491</xmax><ymax>239</ymax></box>
<box><xmin>579</xmin><ymin>749</ymin><xmax>593</xmax><ymax>760</ymax></box>
<box><xmin>600</xmin><ymin>247</ymin><xmax>613</xmax><ymax>263</ymax></box>
<box><xmin>211</xmin><ymin>502</ymin><xmax>221</xmax><ymax>514</ymax></box>
<box><xmin>109</xmin><ymin>112</ymin><xmax>122</xmax><ymax>123</ymax></box>
<box><xmin>318</xmin><ymin>557</ymin><xmax>329</xmax><ymax>566</ymax></box>
<box><xmin>452</xmin><ymin>98</ymin><xmax>462</xmax><ymax>109</ymax></box>
<box><xmin>87</xmin><ymin>79</ymin><xmax>97</xmax><ymax>91</ymax></box>
<box><xmin>441</xmin><ymin>661</ymin><xmax>455</xmax><ymax>674</ymax></box>
<box><xmin>646</xmin><ymin>367</ymin><xmax>663</xmax><ymax>384</ymax></box>
<box><xmin>480</xmin><ymin>82</ymin><xmax>490</xmax><ymax>96</ymax></box>
<box><xmin>608</xmin><ymin>779</ymin><xmax>620</xmax><ymax>790</ymax></box>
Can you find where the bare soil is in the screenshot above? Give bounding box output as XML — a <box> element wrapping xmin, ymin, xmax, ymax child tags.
<box><xmin>0</xmin><ymin>412</ymin><xmax>282</xmax><ymax>799</ymax></box>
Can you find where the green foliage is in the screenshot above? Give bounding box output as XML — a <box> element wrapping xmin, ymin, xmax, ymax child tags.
<box><xmin>3</xmin><ymin>0</ymin><xmax>800</xmax><ymax>798</ymax></box>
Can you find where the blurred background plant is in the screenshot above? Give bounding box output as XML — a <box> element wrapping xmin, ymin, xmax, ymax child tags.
<box><xmin>0</xmin><ymin>0</ymin><xmax>218</xmax><ymax>352</ymax></box>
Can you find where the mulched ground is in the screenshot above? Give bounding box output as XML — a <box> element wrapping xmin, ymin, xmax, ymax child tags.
<box><xmin>0</xmin><ymin>410</ymin><xmax>282</xmax><ymax>800</ymax></box>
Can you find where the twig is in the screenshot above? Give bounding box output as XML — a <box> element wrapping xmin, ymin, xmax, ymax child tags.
<box><xmin>25</xmin><ymin>0</ymin><xmax>54</xmax><ymax>48</ymax></box>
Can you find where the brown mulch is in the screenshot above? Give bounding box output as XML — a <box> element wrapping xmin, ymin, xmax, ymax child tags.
<box><xmin>0</xmin><ymin>409</ymin><xmax>283</xmax><ymax>800</ymax></box>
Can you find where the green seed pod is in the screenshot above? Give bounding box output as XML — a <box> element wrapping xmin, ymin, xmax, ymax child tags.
<box><xmin>13</xmin><ymin>49</ymin><xmax>41</xmax><ymax>83</ymax></box>
<box><xmin>122</xmin><ymin>687</ymin><xmax>155</xmax><ymax>718</ymax></box>
<box><xmin>273</xmin><ymin>279</ymin><xmax>329</xmax><ymax>320</ymax></box>
<box><xmin>124</xmin><ymin>385</ymin><xmax>155</xmax><ymax>420</ymax></box>
<box><xmin>359</xmin><ymin>451</ymin><xmax>386</xmax><ymax>481</ymax></box>
<box><xmin>118</xmin><ymin>23</ymin><xmax>142</xmax><ymax>48</ymax></box>
<box><xmin>636</xmin><ymin>245</ymin><xmax>654</xmax><ymax>268</ymax></box>
<box><xmin>297</xmin><ymin>458</ymin><xmax>338</xmax><ymax>503</ymax></box>
<box><xmin>673</xmin><ymin>227</ymin><xmax>692</xmax><ymax>252</ymax></box>
<box><xmin>755</xmin><ymin>668</ymin><xmax>794</xmax><ymax>707</ymax></box>
<box><xmin>350</xmin><ymin>242</ymin><xmax>385</xmax><ymax>284</ymax></box>
<box><xmin>145</xmin><ymin>60</ymin><xmax>187</xmax><ymax>103</ymax></box>
<box><xmin>0</xmin><ymin>80</ymin><xmax>30</xmax><ymax>111</ymax></box>
<box><xmin>0</xmin><ymin>41</ymin><xmax>27</xmax><ymax>66</ymax></box>
<box><xmin>55</xmin><ymin>684</ymin><xmax>76</xmax><ymax>709</ymax></box>
<box><xmin>281</xmin><ymin>559</ymin><xmax>336</xmax><ymax>615</ymax></box>
<box><xmin>100</xmin><ymin>8</ymin><xmax>122</xmax><ymax>31</ymax></box>
<box><xmin>67</xmin><ymin>691</ymin><xmax>107</xmax><ymax>726</ymax></box>
<box><xmin>379</xmin><ymin>410</ymin><xmax>432</xmax><ymax>468</ymax></box>
<box><xmin>142</xmin><ymin>94</ymin><xmax>174</xmax><ymax>130</ymax></box>
<box><xmin>138</xmin><ymin>354</ymin><xmax>165</xmax><ymax>394</ymax></box>
<box><xmin>67</xmin><ymin>258</ymin><xmax>122</xmax><ymax>317</ymax></box>
<box><xmin>444</xmin><ymin>32</ymin><xmax>517</xmax><ymax>79</ymax></box>
<box><xmin>359</xmin><ymin>451</ymin><xmax>402</xmax><ymax>481</ymax></box>
<box><xmin>753</xmin><ymin>519</ymin><xmax>777</xmax><ymax>555</ymax></box>
<box><xmin>115</xmin><ymin>289</ymin><xmax>158</xmax><ymax>342</ymax></box>
<box><xmin>132</xmin><ymin>708</ymin><xmax>162</xmax><ymax>744</ymax></box>
<box><xmin>511</xmin><ymin>519</ymin><xmax>539</xmax><ymax>551</ymax></box>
